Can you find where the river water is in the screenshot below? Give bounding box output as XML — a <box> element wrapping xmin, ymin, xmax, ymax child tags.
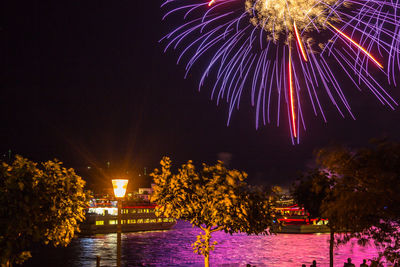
<box><xmin>23</xmin><ymin>221</ymin><xmax>379</xmax><ymax>267</ymax></box>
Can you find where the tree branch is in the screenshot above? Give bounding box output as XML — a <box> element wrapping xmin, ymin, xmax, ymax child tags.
<box><xmin>210</xmin><ymin>226</ymin><xmax>223</xmax><ymax>233</ymax></box>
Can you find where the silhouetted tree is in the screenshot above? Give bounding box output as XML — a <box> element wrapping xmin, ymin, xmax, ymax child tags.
<box><xmin>293</xmin><ymin>140</ymin><xmax>400</xmax><ymax>265</ymax></box>
<box><xmin>317</xmin><ymin>140</ymin><xmax>400</xmax><ymax>265</ymax></box>
<box><xmin>292</xmin><ymin>169</ymin><xmax>333</xmax><ymax>220</ymax></box>
<box><xmin>151</xmin><ymin>157</ymin><xmax>275</xmax><ymax>267</ymax></box>
<box><xmin>292</xmin><ymin>169</ymin><xmax>337</xmax><ymax>267</ymax></box>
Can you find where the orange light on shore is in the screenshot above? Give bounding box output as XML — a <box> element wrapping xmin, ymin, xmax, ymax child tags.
<box><xmin>328</xmin><ymin>22</ymin><xmax>383</xmax><ymax>69</ymax></box>
<box><xmin>112</xmin><ymin>179</ymin><xmax>128</xmax><ymax>267</ymax></box>
<box><xmin>208</xmin><ymin>0</ymin><xmax>215</xmax><ymax>6</ymax></box>
<box><xmin>112</xmin><ymin>179</ymin><xmax>129</xmax><ymax>198</ymax></box>
<box><xmin>293</xmin><ymin>21</ymin><xmax>308</xmax><ymax>62</ymax></box>
<box><xmin>288</xmin><ymin>50</ymin><xmax>297</xmax><ymax>138</ymax></box>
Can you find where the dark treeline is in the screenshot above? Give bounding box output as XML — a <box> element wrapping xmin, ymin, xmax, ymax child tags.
<box><xmin>292</xmin><ymin>138</ymin><xmax>400</xmax><ymax>267</ymax></box>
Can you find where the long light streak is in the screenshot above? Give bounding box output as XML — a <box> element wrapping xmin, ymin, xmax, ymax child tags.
<box><xmin>288</xmin><ymin>49</ymin><xmax>297</xmax><ymax>138</ymax></box>
<box><xmin>294</xmin><ymin>21</ymin><xmax>308</xmax><ymax>62</ymax></box>
<box><xmin>208</xmin><ymin>0</ymin><xmax>215</xmax><ymax>6</ymax></box>
<box><xmin>327</xmin><ymin>22</ymin><xmax>384</xmax><ymax>69</ymax></box>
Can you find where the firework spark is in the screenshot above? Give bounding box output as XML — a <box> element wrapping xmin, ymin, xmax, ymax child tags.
<box><xmin>288</xmin><ymin>48</ymin><xmax>297</xmax><ymax>138</ymax></box>
<box><xmin>161</xmin><ymin>0</ymin><xmax>400</xmax><ymax>143</ymax></box>
<box><xmin>327</xmin><ymin>22</ymin><xmax>384</xmax><ymax>69</ymax></box>
<box><xmin>294</xmin><ymin>21</ymin><xmax>307</xmax><ymax>62</ymax></box>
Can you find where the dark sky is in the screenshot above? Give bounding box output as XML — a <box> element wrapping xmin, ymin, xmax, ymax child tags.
<box><xmin>3</xmin><ymin>0</ymin><xmax>400</xmax><ymax>189</ymax></box>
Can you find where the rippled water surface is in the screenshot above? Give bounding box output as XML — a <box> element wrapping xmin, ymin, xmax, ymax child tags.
<box><xmin>24</xmin><ymin>221</ymin><xmax>378</xmax><ymax>267</ymax></box>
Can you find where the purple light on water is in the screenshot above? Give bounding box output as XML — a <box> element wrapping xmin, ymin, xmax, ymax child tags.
<box><xmin>125</xmin><ymin>222</ymin><xmax>381</xmax><ymax>266</ymax></box>
<box><xmin>24</xmin><ymin>221</ymin><xmax>381</xmax><ymax>266</ymax></box>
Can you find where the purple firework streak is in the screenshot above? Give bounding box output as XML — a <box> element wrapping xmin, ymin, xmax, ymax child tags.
<box><xmin>160</xmin><ymin>0</ymin><xmax>400</xmax><ymax>144</ymax></box>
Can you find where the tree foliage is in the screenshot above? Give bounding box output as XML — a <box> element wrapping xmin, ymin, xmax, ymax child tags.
<box><xmin>294</xmin><ymin>139</ymin><xmax>400</xmax><ymax>265</ymax></box>
<box><xmin>151</xmin><ymin>157</ymin><xmax>275</xmax><ymax>267</ymax></box>
<box><xmin>292</xmin><ymin>169</ymin><xmax>338</xmax><ymax>267</ymax></box>
<box><xmin>317</xmin><ymin>140</ymin><xmax>400</xmax><ymax>264</ymax></box>
<box><xmin>292</xmin><ymin>169</ymin><xmax>333</xmax><ymax>220</ymax></box>
<box><xmin>0</xmin><ymin>156</ymin><xmax>90</xmax><ymax>267</ymax></box>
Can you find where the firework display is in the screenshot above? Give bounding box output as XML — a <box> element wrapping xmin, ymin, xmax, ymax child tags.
<box><xmin>160</xmin><ymin>0</ymin><xmax>400</xmax><ymax>143</ymax></box>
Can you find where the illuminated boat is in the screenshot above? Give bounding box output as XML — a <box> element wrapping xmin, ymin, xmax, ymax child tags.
<box><xmin>80</xmin><ymin>198</ymin><xmax>176</xmax><ymax>235</ymax></box>
<box><xmin>275</xmin><ymin>204</ymin><xmax>330</xmax><ymax>234</ymax></box>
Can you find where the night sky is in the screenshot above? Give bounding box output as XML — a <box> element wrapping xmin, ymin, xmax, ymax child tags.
<box><xmin>3</xmin><ymin>0</ymin><xmax>400</xmax><ymax>190</ymax></box>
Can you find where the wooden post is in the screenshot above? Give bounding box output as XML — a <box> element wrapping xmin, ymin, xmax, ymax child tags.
<box><xmin>96</xmin><ymin>255</ymin><xmax>101</xmax><ymax>267</ymax></box>
<box><xmin>329</xmin><ymin>227</ymin><xmax>334</xmax><ymax>267</ymax></box>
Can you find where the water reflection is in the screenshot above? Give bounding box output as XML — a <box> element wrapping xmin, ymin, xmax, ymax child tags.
<box><xmin>24</xmin><ymin>221</ymin><xmax>378</xmax><ymax>267</ymax></box>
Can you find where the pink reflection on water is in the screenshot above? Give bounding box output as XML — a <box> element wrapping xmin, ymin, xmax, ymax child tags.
<box><xmin>121</xmin><ymin>221</ymin><xmax>379</xmax><ymax>266</ymax></box>
<box><xmin>209</xmin><ymin>231</ymin><xmax>378</xmax><ymax>266</ymax></box>
<box><xmin>23</xmin><ymin>221</ymin><xmax>379</xmax><ymax>267</ymax></box>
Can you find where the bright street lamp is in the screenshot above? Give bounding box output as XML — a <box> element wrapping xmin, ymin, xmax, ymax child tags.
<box><xmin>112</xmin><ymin>179</ymin><xmax>129</xmax><ymax>198</ymax></box>
<box><xmin>112</xmin><ymin>179</ymin><xmax>128</xmax><ymax>267</ymax></box>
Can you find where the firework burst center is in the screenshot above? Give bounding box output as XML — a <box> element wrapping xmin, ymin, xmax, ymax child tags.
<box><xmin>245</xmin><ymin>0</ymin><xmax>339</xmax><ymax>41</ymax></box>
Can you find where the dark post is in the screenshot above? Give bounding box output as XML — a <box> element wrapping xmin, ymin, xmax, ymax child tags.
<box><xmin>96</xmin><ymin>255</ymin><xmax>101</xmax><ymax>267</ymax></box>
<box><xmin>112</xmin><ymin>179</ymin><xmax>128</xmax><ymax>267</ymax></box>
<box><xmin>329</xmin><ymin>227</ymin><xmax>334</xmax><ymax>267</ymax></box>
<box><xmin>117</xmin><ymin>200</ymin><xmax>122</xmax><ymax>267</ymax></box>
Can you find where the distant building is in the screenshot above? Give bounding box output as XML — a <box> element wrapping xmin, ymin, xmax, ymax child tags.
<box><xmin>138</xmin><ymin>188</ymin><xmax>152</xmax><ymax>195</ymax></box>
<box><xmin>137</xmin><ymin>187</ymin><xmax>153</xmax><ymax>201</ymax></box>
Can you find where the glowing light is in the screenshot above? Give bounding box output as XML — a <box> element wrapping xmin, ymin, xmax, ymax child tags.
<box><xmin>328</xmin><ymin>22</ymin><xmax>384</xmax><ymax>69</ymax></box>
<box><xmin>288</xmin><ymin>50</ymin><xmax>297</xmax><ymax>138</ymax></box>
<box><xmin>293</xmin><ymin>21</ymin><xmax>307</xmax><ymax>62</ymax></box>
<box><xmin>89</xmin><ymin>207</ymin><xmax>118</xmax><ymax>216</ymax></box>
<box><xmin>112</xmin><ymin>179</ymin><xmax>129</xmax><ymax>198</ymax></box>
<box><xmin>208</xmin><ymin>0</ymin><xmax>215</xmax><ymax>6</ymax></box>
